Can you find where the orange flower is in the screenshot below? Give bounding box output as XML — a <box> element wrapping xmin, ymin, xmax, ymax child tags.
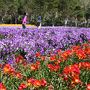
<box><xmin>61</xmin><ymin>50</ymin><xmax>72</xmax><ymax>61</ymax></box>
<box><xmin>30</xmin><ymin>62</ymin><xmax>40</xmax><ymax>71</ymax></box>
<box><xmin>0</xmin><ymin>82</ymin><xmax>6</xmax><ymax>90</ymax></box>
<box><xmin>27</xmin><ymin>78</ymin><xmax>47</xmax><ymax>88</ymax></box>
<box><xmin>72</xmin><ymin>45</ymin><xmax>81</xmax><ymax>53</ymax></box>
<box><xmin>30</xmin><ymin>64</ymin><xmax>36</xmax><ymax>71</ymax></box>
<box><xmin>40</xmin><ymin>56</ymin><xmax>45</xmax><ymax>61</ymax></box>
<box><xmin>85</xmin><ymin>48</ymin><xmax>90</xmax><ymax>55</ymax></box>
<box><xmin>72</xmin><ymin>75</ymin><xmax>81</xmax><ymax>84</ymax></box>
<box><xmin>3</xmin><ymin>64</ymin><xmax>15</xmax><ymax>75</ymax></box>
<box><xmin>76</xmin><ymin>49</ymin><xmax>86</xmax><ymax>59</ymax></box>
<box><xmin>79</xmin><ymin>62</ymin><xmax>90</xmax><ymax>69</ymax></box>
<box><xmin>55</xmin><ymin>59</ymin><xmax>62</xmax><ymax>65</ymax></box>
<box><xmin>3</xmin><ymin>64</ymin><xmax>11</xmax><ymax>73</ymax></box>
<box><xmin>86</xmin><ymin>84</ymin><xmax>90</xmax><ymax>90</ymax></box>
<box><xmin>74</xmin><ymin>78</ymin><xmax>81</xmax><ymax>83</ymax></box>
<box><xmin>33</xmin><ymin>80</ymin><xmax>41</xmax><ymax>87</ymax></box>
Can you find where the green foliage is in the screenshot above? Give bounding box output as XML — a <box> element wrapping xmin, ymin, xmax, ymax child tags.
<box><xmin>0</xmin><ymin>0</ymin><xmax>90</xmax><ymax>25</ymax></box>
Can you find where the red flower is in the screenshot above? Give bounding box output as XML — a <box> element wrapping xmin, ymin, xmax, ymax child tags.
<box><xmin>82</xmin><ymin>43</ymin><xmax>89</xmax><ymax>47</ymax></box>
<box><xmin>18</xmin><ymin>83</ymin><xmax>27</xmax><ymax>90</ymax></box>
<box><xmin>63</xmin><ymin>66</ymin><xmax>70</xmax><ymax>75</ymax></box>
<box><xmin>57</xmin><ymin>49</ymin><xmax>62</xmax><ymax>55</ymax></box>
<box><xmin>54</xmin><ymin>65</ymin><xmax>60</xmax><ymax>71</ymax></box>
<box><xmin>22</xmin><ymin>61</ymin><xmax>27</xmax><ymax>66</ymax></box>
<box><xmin>27</xmin><ymin>78</ymin><xmax>47</xmax><ymax>87</ymax></box>
<box><xmin>36</xmin><ymin>61</ymin><xmax>40</xmax><ymax>65</ymax></box>
<box><xmin>36</xmin><ymin>52</ymin><xmax>41</xmax><ymax>57</ymax></box>
<box><xmin>48</xmin><ymin>64</ymin><xmax>60</xmax><ymax>72</ymax></box>
<box><xmin>86</xmin><ymin>84</ymin><xmax>90</xmax><ymax>90</ymax></box>
<box><xmin>33</xmin><ymin>80</ymin><xmax>41</xmax><ymax>87</ymax></box>
<box><xmin>71</xmin><ymin>64</ymin><xmax>80</xmax><ymax>74</ymax></box>
<box><xmin>0</xmin><ymin>82</ymin><xmax>6</xmax><ymax>90</ymax></box>
<box><xmin>76</xmin><ymin>49</ymin><xmax>86</xmax><ymax>59</ymax></box>
<box><xmin>63</xmin><ymin>64</ymin><xmax>80</xmax><ymax>75</ymax></box>
<box><xmin>27</xmin><ymin>78</ymin><xmax>35</xmax><ymax>86</ymax></box>
<box><xmin>50</xmin><ymin>55</ymin><xmax>56</xmax><ymax>61</ymax></box>
<box><xmin>72</xmin><ymin>46</ymin><xmax>81</xmax><ymax>53</ymax></box>
<box><xmin>85</xmin><ymin>48</ymin><xmax>90</xmax><ymax>55</ymax></box>
<box><xmin>40</xmin><ymin>78</ymin><xmax>47</xmax><ymax>86</ymax></box>
<box><xmin>40</xmin><ymin>56</ymin><xmax>45</xmax><ymax>61</ymax></box>
<box><xmin>47</xmin><ymin>64</ymin><xmax>54</xmax><ymax>71</ymax></box>
<box><xmin>0</xmin><ymin>64</ymin><xmax>2</xmax><ymax>68</ymax></box>
<box><xmin>16</xmin><ymin>72</ymin><xmax>23</xmax><ymax>79</ymax></box>
<box><xmin>63</xmin><ymin>75</ymin><xmax>68</xmax><ymax>81</ymax></box>
<box><xmin>15</xmin><ymin>55</ymin><xmax>24</xmax><ymax>63</ymax></box>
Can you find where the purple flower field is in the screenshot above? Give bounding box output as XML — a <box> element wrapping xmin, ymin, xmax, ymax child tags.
<box><xmin>0</xmin><ymin>26</ymin><xmax>90</xmax><ymax>63</ymax></box>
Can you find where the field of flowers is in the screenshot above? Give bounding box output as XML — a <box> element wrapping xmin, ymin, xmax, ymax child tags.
<box><xmin>0</xmin><ymin>27</ymin><xmax>90</xmax><ymax>90</ymax></box>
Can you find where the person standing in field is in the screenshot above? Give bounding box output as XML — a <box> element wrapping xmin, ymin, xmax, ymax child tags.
<box><xmin>37</xmin><ymin>16</ymin><xmax>42</xmax><ymax>29</ymax></box>
<box><xmin>22</xmin><ymin>13</ymin><xmax>28</xmax><ymax>29</ymax></box>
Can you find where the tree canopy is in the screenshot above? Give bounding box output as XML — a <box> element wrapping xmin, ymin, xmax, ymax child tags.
<box><xmin>0</xmin><ymin>0</ymin><xmax>90</xmax><ymax>26</ymax></box>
